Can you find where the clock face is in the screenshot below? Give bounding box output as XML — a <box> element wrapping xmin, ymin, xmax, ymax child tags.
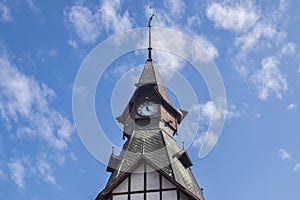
<box><xmin>137</xmin><ymin>101</ymin><xmax>158</xmax><ymax>116</ymax></box>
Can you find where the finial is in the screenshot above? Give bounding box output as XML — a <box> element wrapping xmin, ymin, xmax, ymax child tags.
<box><xmin>147</xmin><ymin>7</ymin><xmax>154</xmax><ymax>61</ymax></box>
<box><xmin>142</xmin><ymin>139</ymin><xmax>145</xmax><ymax>154</ymax></box>
<box><xmin>112</xmin><ymin>146</ymin><xmax>115</xmax><ymax>155</ymax></box>
<box><xmin>182</xmin><ymin>142</ymin><xmax>185</xmax><ymax>150</ymax></box>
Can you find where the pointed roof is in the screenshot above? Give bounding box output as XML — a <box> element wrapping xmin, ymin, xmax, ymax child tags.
<box><xmin>135</xmin><ymin>59</ymin><xmax>172</xmax><ymax>105</ymax></box>
<box><xmin>117</xmin><ymin>59</ymin><xmax>188</xmax><ymax>125</ymax></box>
<box><xmin>103</xmin><ymin>129</ymin><xmax>205</xmax><ymax>199</ymax></box>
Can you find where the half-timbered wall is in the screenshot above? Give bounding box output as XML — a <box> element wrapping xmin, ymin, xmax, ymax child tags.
<box><xmin>110</xmin><ymin>162</ymin><xmax>192</xmax><ymax>200</ymax></box>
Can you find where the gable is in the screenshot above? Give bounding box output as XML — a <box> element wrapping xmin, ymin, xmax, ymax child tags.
<box><xmin>96</xmin><ymin>156</ymin><xmax>201</xmax><ymax>200</ymax></box>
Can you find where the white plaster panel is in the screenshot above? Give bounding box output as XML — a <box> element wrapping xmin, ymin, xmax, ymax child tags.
<box><xmin>147</xmin><ymin>192</ymin><xmax>159</xmax><ymax>200</ymax></box>
<box><xmin>131</xmin><ymin>193</ymin><xmax>143</xmax><ymax>200</ymax></box>
<box><xmin>162</xmin><ymin>176</ymin><xmax>176</xmax><ymax>189</ymax></box>
<box><xmin>162</xmin><ymin>190</ymin><xmax>177</xmax><ymax>199</ymax></box>
<box><xmin>133</xmin><ymin>163</ymin><xmax>144</xmax><ymax>173</ymax></box>
<box><xmin>146</xmin><ymin>171</ymin><xmax>159</xmax><ymax>190</ymax></box>
<box><xmin>146</xmin><ymin>164</ymin><xmax>155</xmax><ymax>172</ymax></box>
<box><xmin>131</xmin><ymin>173</ymin><xmax>144</xmax><ymax>191</ymax></box>
<box><xmin>112</xmin><ymin>178</ymin><xmax>128</xmax><ymax>193</ymax></box>
<box><xmin>112</xmin><ymin>194</ymin><xmax>127</xmax><ymax>200</ymax></box>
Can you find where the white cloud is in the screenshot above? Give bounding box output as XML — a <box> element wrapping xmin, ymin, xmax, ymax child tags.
<box><xmin>69</xmin><ymin>153</ymin><xmax>78</xmax><ymax>161</ymax></box>
<box><xmin>281</xmin><ymin>42</ymin><xmax>297</xmax><ymax>55</ymax></box>
<box><xmin>287</xmin><ymin>103</ymin><xmax>297</xmax><ymax>111</ymax></box>
<box><xmin>193</xmin><ymin>131</ymin><xmax>218</xmax><ymax>150</ymax></box>
<box><xmin>176</xmin><ymin>104</ymin><xmax>202</xmax><ymax>148</ymax></box>
<box><xmin>100</xmin><ymin>0</ymin><xmax>132</xmax><ymax>33</ymax></box>
<box><xmin>251</xmin><ymin>56</ymin><xmax>287</xmax><ymax>100</ymax></box>
<box><xmin>144</xmin><ymin>5</ymin><xmax>219</xmax><ymax>62</ymax></box>
<box><xmin>278</xmin><ymin>148</ymin><xmax>292</xmax><ymax>160</ymax></box>
<box><xmin>49</xmin><ymin>49</ymin><xmax>57</xmax><ymax>57</ymax></box>
<box><xmin>5</xmin><ymin>155</ymin><xmax>64</xmax><ymax>187</ymax></box>
<box><xmin>187</xmin><ymin>15</ymin><xmax>201</xmax><ymax>28</ymax></box>
<box><xmin>8</xmin><ymin>159</ymin><xmax>26</xmax><ymax>189</ymax></box>
<box><xmin>0</xmin><ymin>2</ymin><xmax>12</xmax><ymax>22</ymax></box>
<box><xmin>154</xmin><ymin>51</ymin><xmax>185</xmax><ymax>80</ymax></box>
<box><xmin>0</xmin><ymin>53</ymin><xmax>74</xmax><ymax>151</ymax></box>
<box><xmin>67</xmin><ymin>0</ymin><xmax>132</xmax><ymax>44</ymax></box>
<box><xmin>206</xmin><ymin>1</ymin><xmax>259</xmax><ymax>33</ymax></box>
<box><xmin>179</xmin><ymin>102</ymin><xmax>239</xmax><ymax>157</ymax></box>
<box><xmin>206</xmin><ymin>1</ymin><xmax>292</xmax><ymax>101</ymax></box>
<box><xmin>226</xmin><ymin>104</ymin><xmax>241</xmax><ymax>119</ymax></box>
<box><xmin>235</xmin><ymin>21</ymin><xmax>277</xmax><ymax>52</ymax></box>
<box><xmin>68</xmin><ymin>39</ymin><xmax>78</xmax><ymax>49</ymax></box>
<box><xmin>189</xmin><ymin>101</ymin><xmax>240</xmax><ymax>124</ymax></box>
<box><xmin>0</xmin><ymin>168</ymin><xmax>6</xmax><ymax>180</ymax></box>
<box><xmin>37</xmin><ymin>157</ymin><xmax>56</xmax><ymax>185</ymax></box>
<box><xmin>192</xmin><ymin>34</ymin><xmax>219</xmax><ymax>60</ymax></box>
<box><xmin>25</xmin><ymin>0</ymin><xmax>40</xmax><ymax>15</ymax></box>
<box><xmin>68</xmin><ymin>6</ymin><xmax>101</xmax><ymax>43</ymax></box>
<box><xmin>279</xmin><ymin>0</ymin><xmax>288</xmax><ymax>11</ymax></box>
<box><xmin>199</xmin><ymin>101</ymin><xmax>224</xmax><ymax>121</ymax></box>
<box><xmin>0</xmin><ymin>48</ymin><xmax>75</xmax><ymax>187</ymax></box>
<box><xmin>163</xmin><ymin>0</ymin><xmax>186</xmax><ymax>18</ymax></box>
<box><xmin>293</xmin><ymin>163</ymin><xmax>300</xmax><ymax>172</ymax></box>
<box><xmin>254</xmin><ymin>112</ymin><xmax>261</xmax><ymax>118</ymax></box>
<box><xmin>206</xmin><ymin>1</ymin><xmax>282</xmax><ymax>54</ymax></box>
<box><xmin>26</xmin><ymin>0</ymin><xmax>35</xmax><ymax>10</ymax></box>
<box><xmin>54</xmin><ymin>153</ymin><xmax>66</xmax><ymax>166</ymax></box>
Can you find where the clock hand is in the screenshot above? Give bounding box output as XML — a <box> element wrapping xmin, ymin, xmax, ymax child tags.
<box><xmin>146</xmin><ymin>106</ymin><xmax>150</xmax><ymax>112</ymax></box>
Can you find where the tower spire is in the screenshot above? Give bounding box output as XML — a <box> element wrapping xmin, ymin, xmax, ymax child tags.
<box><xmin>147</xmin><ymin>7</ymin><xmax>154</xmax><ymax>61</ymax></box>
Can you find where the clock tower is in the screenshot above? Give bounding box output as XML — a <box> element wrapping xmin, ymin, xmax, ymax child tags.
<box><xmin>96</xmin><ymin>14</ymin><xmax>206</xmax><ymax>200</ymax></box>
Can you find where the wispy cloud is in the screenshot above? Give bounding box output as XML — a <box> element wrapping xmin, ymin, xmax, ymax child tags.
<box><xmin>0</xmin><ymin>47</ymin><xmax>75</xmax><ymax>187</ymax></box>
<box><xmin>193</xmin><ymin>131</ymin><xmax>218</xmax><ymax>150</ymax></box>
<box><xmin>279</xmin><ymin>0</ymin><xmax>288</xmax><ymax>12</ymax></box>
<box><xmin>278</xmin><ymin>148</ymin><xmax>292</xmax><ymax>160</ymax></box>
<box><xmin>68</xmin><ymin>6</ymin><xmax>101</xmax><ymax>43</ymax></box>
<box><xmin>251</xmin><ymin>56</ymin><xmax>287</xmax><ymax>100</ymax></box>
<box><xmin>293</xmin><ymin>163</ymin><xmax>300</xmax><ymax>172</ymax></box>
<box><xmin>37</xmin><ymin>157</ymin><xmax>56</xmax><ymax>185</ymax></box>
<box><xmin>235</xmin><ymin>21</ymin><xmax>278</xmax><ymax>53</ymax></box>
<box><xmin>163</xmin><ymin>0</ymin><xmax>186</xmax><ymax>18</ymax></box>
<box><xmin>278</xmin><ymin>149</ymin><xmax>300</xmax><ymax>173</ymax></box>
<box><xmin>154</xmin><ymin>51</ymin><xmax>185</xmax><ymax>80</ymax></box>
<box><xmin>0</xmin><ymin>2</ymin><xmax>12</xmax><ymax>22</ymax></box>
<box><xmin>100</xmin><ymin>0</ymin><xmax>132</xmax><ymax>33</ymax></box>
<box><xmin>0</xmin><ymin>53</ymin><xmax>74</xmax><ymax>150</ymax></box>
<box><xmin>25</xmin><ymin>0</ymin><xmax>40</xmax><ymax>15</ymax></box>
<box><xmin>197</xmin><ymin>101</ymin><xmax>240</xmax><ymax>122</ymax></box>
<box><xmin>68</xmin><ymin>39</ymin><xmax>78</xmax><ymax>49</ymax></box>
<box><xmin>67</xmin><ymin>0</ymin><xmax>132</xmax><ymax>44</ymax></box>
<box><xmin>8</xmin><ymin>159</ymin><xmax>26</xmax><ymax>189</ymax></box>
<box><xmin>177</xmin><ymin>101</ymin><xmax>240</xmax><ymax>157</ymax></box>
<box><xmin>281</xmin><ymin>42</ymin><xmax>297</xmax><ymax>56</ymax></box>
<box><xmin>206</xmin><ymin>1</ymin><xmax>259</xmax><ymax>33</ymax></box>
<box><xmin>67</xmin><ymin>0</ymin><xmax>218</xmax><ymax>84</ymax></box>
<box><xmin>140</xmin><ymin>4</ymin><xmax>218</xmax><ymax>80</ymax></box>
<box><xmin>0</xmin><ymin>168</ymin><xmax>6</xmax><ymax>180</ymax></box>
<box><xmin>287</xmin><ymin>103</ymin><xmax>297</xmax><ymax>111</ymax></box>
<box><xmin>206</xmin><ymin>0</ymin><xmax>293</xmax><ymax>100</ymax></box>
<box><xmin>187</xmin><ymin>15</ymin><xmax>201</xmax><ymax>28</ymax></box>
<box><xmin>151</xmin><ymin>5</ymin><xmax>219</xmax><ymax>60</ymax></box>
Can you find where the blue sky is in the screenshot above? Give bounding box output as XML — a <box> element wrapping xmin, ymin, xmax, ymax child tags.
<box><xmin>0</xmin><ymin>0</ymin><xmax>300</xmax><ymax>199</ymax></box>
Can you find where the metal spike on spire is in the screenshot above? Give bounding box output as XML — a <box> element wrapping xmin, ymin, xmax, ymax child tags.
<box><xmin>112</xmin><ymin>146</ymin><xmax>115</xmax><ymax>155</ymax></box>
<box><xmin>147</xmin><ymin>7</ymin><xmax>154</xmax><ymax>61</ymax></box>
